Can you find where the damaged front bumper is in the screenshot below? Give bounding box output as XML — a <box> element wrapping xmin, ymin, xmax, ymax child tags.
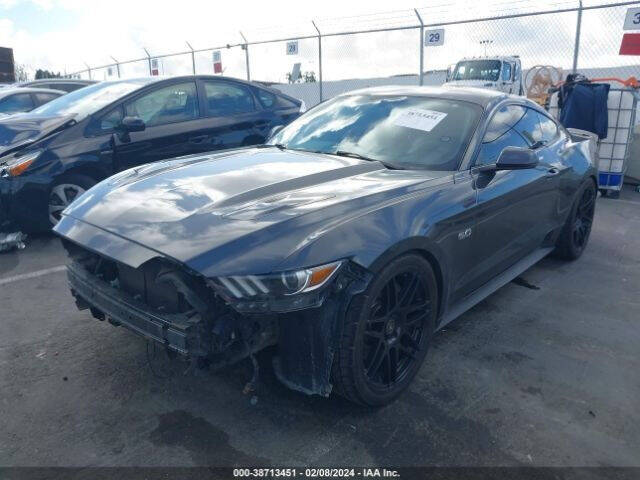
<box><xmin>68</xmin><ymin>263</ymin><xmax>196</xmax><ymax>355</ymax></box>
<box><xmin>64</xmin><ymin>243</ymin><xmax>371</xmax><ymax>397</ymax></box>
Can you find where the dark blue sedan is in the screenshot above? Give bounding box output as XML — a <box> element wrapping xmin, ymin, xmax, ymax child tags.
<box><xmin>0</xmin><ymin>75</ymin><xmax>303</xmax><ymax>231</ymax></box>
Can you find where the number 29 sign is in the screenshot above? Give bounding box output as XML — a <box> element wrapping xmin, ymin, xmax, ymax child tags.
<box><xmin>425</xmin><ymin>29</ymin><xmax>445</xmax><ymax>47</ymax></box>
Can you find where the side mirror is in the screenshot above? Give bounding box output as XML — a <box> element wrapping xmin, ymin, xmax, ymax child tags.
<box><xmin>268</xmin><ymin>124</ymin><xmax>284</xmax><ymax>140</ymax></box>
<box><xmin>495</xmin><ymin>146</ymin><xmax>538</xmax><ymax>170</ymax></box>
<box><xmin>119</xmin><ymin>116</ymin><xmax>146</xmax><ymax>133</ymax></box>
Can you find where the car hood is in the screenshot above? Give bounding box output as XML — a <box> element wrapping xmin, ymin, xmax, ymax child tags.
<box><xmin>55</xmin><ymin>148</ymin><xmax>451</xmax><ymax>276</ymax></box>
<box><xmin>0</xmin><ymin>114</ymin><xmax>75</xmax><ymax>158</ymax></box>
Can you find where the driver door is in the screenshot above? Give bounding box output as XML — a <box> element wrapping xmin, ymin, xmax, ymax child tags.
<box><xmin>467</xmin><ymin>104</ymin><xmax>557</xmax><ymax>292</ymax></box>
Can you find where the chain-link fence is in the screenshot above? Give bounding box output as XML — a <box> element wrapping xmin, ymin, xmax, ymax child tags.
<box><xmin>67</xmin><ymin>0</ymin><xmax>640</xmax><ymax>107</ymax></box>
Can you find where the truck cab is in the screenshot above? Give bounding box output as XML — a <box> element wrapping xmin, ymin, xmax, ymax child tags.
<box><xmin>445</xmin><ymin>56</ymin><xmax>523</xmax><ymax>95</ymax></box>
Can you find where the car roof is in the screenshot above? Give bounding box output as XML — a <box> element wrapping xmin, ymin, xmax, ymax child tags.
<box><xmin>337</xmin><ymin>85</ymin><xmax>509</xmax><ymax>108</ymax></box>
<box><xmin>19</xmin><ymin>79</ymin><xmax>98</xmax><ymax>86</ymax></box>
<box><xmin>104</xmin><ymin>75</ymin><xmax>302</xmax><ymax>104</ymax></box>
<box><xmin>0</xmin><ymin>87</ymin><xmax>66</xmax><ymax>97</ymax></box>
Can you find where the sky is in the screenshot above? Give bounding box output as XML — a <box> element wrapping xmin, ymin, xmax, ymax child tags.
<box><xmin>0</xmin><ymin>0</ymin><xmax>635</xmax><ymax>82</ymax></box>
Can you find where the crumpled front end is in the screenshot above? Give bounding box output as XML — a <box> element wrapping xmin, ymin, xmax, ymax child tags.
<box><xmin>60</xmin><ymin>234</ymin><xmax>371</xmax><ymax>396</ymax></box>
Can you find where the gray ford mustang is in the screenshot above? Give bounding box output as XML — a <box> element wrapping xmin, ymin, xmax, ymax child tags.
<box><xmin>54</xmin><ymin>86</ymin><xmax>598</xmax><ymax>406</ymax></box>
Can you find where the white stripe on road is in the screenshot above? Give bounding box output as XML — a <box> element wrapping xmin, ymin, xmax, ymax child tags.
<box><xmin>0</xmin><ymin>265</ymin><xmax>66</xmax><ymax>286</ymax></box>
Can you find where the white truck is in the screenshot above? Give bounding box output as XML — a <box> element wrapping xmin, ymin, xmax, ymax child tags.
<box><xmin>444</xmin><ymin>56</ymin><xmax>524</xmax><ymax>95</ymax></box>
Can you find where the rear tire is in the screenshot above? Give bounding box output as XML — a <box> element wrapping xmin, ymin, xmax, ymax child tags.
<box><xmin>554</xmin><ymin>180</ymin><xmax>596</xmax><ymax>260</ymax></box>
<box><xmin>48</xmin><ymin>174</ymin><xmax>96</xmax><ymax>227</ymax></box>
<box><xmin>331</xmin><ymin>254</ymin><xmax>437</xmax><ymax>406</ymax></box>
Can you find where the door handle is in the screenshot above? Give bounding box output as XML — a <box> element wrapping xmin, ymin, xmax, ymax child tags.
<box><xmin>545</xmin><ymin>167</ymin><xmax>560</xmax><ymax>177</ymax></box>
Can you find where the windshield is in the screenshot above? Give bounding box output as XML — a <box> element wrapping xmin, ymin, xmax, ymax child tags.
<box><xmin>270</xmin><ymin>94</ymin><xmax>481</xmax><ymax>171</ymax></box>
<box><xmin>452</xmin><ymin>60</ymin><xmax>502</xmax><ymax>82</ymax></box>
<box><xmin>27</xmin><ymin>79</ymin><xmax>151</xmax><ymax>121</ymax></box>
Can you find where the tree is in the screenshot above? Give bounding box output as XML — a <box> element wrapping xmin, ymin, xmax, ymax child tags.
<box><xmin>286</xmin><ymin>70</ymin><xmax>316</xmax><ymax>84</ymax></box>
<box><xmin>13</xmin><ymin>64</ymin><xmax>30</xmax><ymax>82</ymax></box>
<box><xmin>34</xmin><ymin>69</ymin><xmax>62</xmax><ymax>79</ymax></box>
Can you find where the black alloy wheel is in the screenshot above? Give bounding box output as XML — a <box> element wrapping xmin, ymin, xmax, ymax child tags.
<box><xmin>555</xmin><ymin>180</ymin><xmax>596</xmax><ymax>260</ymax></box>
<box><xmin>332</xmin><ymin>254</ymin><xmax>437</xmax><ymax>406</ymax></box>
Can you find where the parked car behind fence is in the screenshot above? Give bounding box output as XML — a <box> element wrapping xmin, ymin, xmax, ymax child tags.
<box><xmin>0</xmin><ymin>87</ymin><xmax>65</xmax><ymax>117</ymax></box>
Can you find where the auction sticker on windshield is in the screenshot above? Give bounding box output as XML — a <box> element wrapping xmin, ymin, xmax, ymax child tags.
<box><xmin>393</xmin><ymin>108</ymin><xmax>447</xmax><ymax>132</ymax></box>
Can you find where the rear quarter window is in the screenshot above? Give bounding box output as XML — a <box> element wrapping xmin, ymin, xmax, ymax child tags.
<box><xmin>276</xmin><ymin>95</ymin><xmax>300</xmax><ymax>109</ymax></box>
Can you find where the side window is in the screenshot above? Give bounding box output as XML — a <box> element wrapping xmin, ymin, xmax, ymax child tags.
<box><xmin>58</xmin><ymin>83</ymin><xmax>82</xmax><ymax>92</ymax></box>
<box><xmin>512</xmin><ymin>107</ymin><xmax>542</xmax><ymax>145</ymax></box>
<box><xmin>277</xmin><ymin>95</ymin><xmax>299</xmax><ymax>109</ymax></box>
<box><xmin>257</xmin><ymin>89</ymin><xmax>276</xmax><ymax>108</ymax></box>
<box><xmin>537</xmin><ymin>112</ymin><xmax>559</xmax><ymax>144</ymax></box>
<box><xmin>476</xmin><ymin>105</ymin><xmax>529</xmax><ymax>166</ymax></box>
<box><xmin>125</xmin><ymin>82</ymin><xmax>198</xmax><ymax>127</ymax></box>
<box><xmin>204</xmin><ymin>81</ymin><xmax>255</xmax><ymax>116</ymax></box>
<box><xmin>502</xmin><ymin>63</ymin><xmax>512</xmax><ymax>82</ymax></box>
<box><xmin>100</xmin><ymin>107</ymin><xmax>123</xmax><ymax>131</ymax></box>
<box><xmin>482</xmin><ymin>105</ymin><xmax>525</xmax><ymax>143</ymax></box>
<box><xmin>513</xmin><ymin>62</ymin><xmax>520</xmax><ymax>81</ymax></box>
<box><xmin>34</xmin><ymin>92</ymin><xmax>61</xmax><ymax>106</ymax></box>
<box><xmin>0</xmin><ymin>93</ymin><xmax>35</xmax><ymax>113</ymax></box>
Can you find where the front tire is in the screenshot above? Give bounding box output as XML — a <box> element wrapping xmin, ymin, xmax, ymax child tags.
<box><xmin>48</xmin><ymin>174</ymin><xmax>96</xmax><ymax>227</ymax></box>
<box><xmin>332</xmin><ymin>254</ymin><xmax>437</xmax><ymax>406</ymax></box>
<box><xmin>554</xmin><ymin>180</ymin><xmax>596</xmax><ymax>260</ymax></box>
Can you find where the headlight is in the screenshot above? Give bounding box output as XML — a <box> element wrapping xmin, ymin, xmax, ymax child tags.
<box><xmin>3</xmin><ymin>149</ymin><xmax>42</xmax><ymax>177</ymax></box>
<box><xmin>211</xmin><ymin>261</ymin><xmax>343</xmax><ymax>313</ymax></box>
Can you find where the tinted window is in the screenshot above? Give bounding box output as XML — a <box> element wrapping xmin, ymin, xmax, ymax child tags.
<box><xmin>125</xmin><ymin>82</ymin><xmax>199</xmax><ymax>127</ymax></box>
<box><xmin>513</xmin><ymin>107</ymin><xmax>542</xmax><ymax>145</ymax></box>
<box><xmin>56</xmin><ymin>83</ymin><xmax>83</xmax><ymax>93</ymax></box>
<box><xmin>537</xmin><ymin>112</ymin><xmax>559</xmax><ymax>144</ymax></box>
<box><xmin>100</xmin><ymin>107</ymin><xmax>123</xmax><ymax>130</ymax></box>
<box><xmin>483</xmin><ymin>105</ymin><xmax>525</xmax><ymax>142</ymax></box>
<box><xmin>257</xmin><ymin>89</ymin><xmax>276</xmax><ymax>108</ymax></box>
<box><xmin>477</xmin><ymin>105</ymin><xmax>530</xmax><ymax>165</ymax></box>
<box><xmin>272</xmin><ymin>94</ymin><xmax>482</xmax><ymax>171</ymax></box>
<box><xmin>453</xmin><ymin>60</ymin><xmax>501</xmax><ymax>82</ymax></box>
<box><xmin>502</xmin><ymin>63</ymin><xmax>512</xmax><ymax>81</ymax></box>
<box><xmin>277</xmin><ymin>95</ymin><xmax>299</xmax><ymax>109</ymax></box>
<box><xmin>34</xmin><ymin>92</ymin><xmax>61</xmax><ymax>105</ymax></box>
<box><xmin>477</xmin><ymin>129</ymin><xmax>528</xmax><ymax>165</ymax></box>
<box><xmin>204</xmin><ymin>81</ymin><xmax>255</xmax><ymax>115</ymax></box>
<box><xmin>29</xmin><ymin>80</ymin><xmax>150</xmax><ymax>121</ymax></box>
<box><xmin>0</xmin><ymin>93</ymin><xmax>34</xmax><ymax>113</ymax></box>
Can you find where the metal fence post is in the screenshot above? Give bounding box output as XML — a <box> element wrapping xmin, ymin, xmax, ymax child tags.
<box><xmin>415</xmin><ymin>9</ymin><xmax>424</xmax><ymax>86</ymax></box>
<box><xmin>84</xmin><ymin>62</ymin><xmax>92</xmax><ymax>80</ymax></box>
<box><xmin>572</xmin><ymin>0</ymin><xmax>583</xmax><ymax>73</ymax></box>
<box><xmin>186</xmin><ymin>41</ymin><xmax>196</xmax><ymax>74</ymax></box>
<box><xmin>240</xmin><ymin>32</ymin><xmax>250</xmax><ymax>81</ymax></box>
<box><xmin>143</xmin><ymin>48</ymin><xmax>152</xmax><ymax>75</ymax></box>
<box><xmin>110</xmin><ymin>56</ymin><xmax>121</xmax><ymax>78</ymax></box>
<box><xmin>312</xmin><ymin>20</ymin><xmax>323</xmax><ymax>102</ymax></box>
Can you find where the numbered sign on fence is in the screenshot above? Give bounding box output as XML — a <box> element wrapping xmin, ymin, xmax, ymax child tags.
<box><xmin>286</xmin><ymin>41</ymin><xmax>299</xmax><ymax>55</ymax></box>
<box><xmin>424</xmin><ymin>29</ymin><xmax>445</xmax><ymax>47</ymax></box>
<box><xmin>623</xmin><ymin>7</ymin><xmax>640</xmax><ymax>30</ymax></box>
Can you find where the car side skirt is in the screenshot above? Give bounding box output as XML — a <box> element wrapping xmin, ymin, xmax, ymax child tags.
<box><xmin>439</xmin><ymin>246</ymin><xmax>554</xmax><ymax>328</ymax></box>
